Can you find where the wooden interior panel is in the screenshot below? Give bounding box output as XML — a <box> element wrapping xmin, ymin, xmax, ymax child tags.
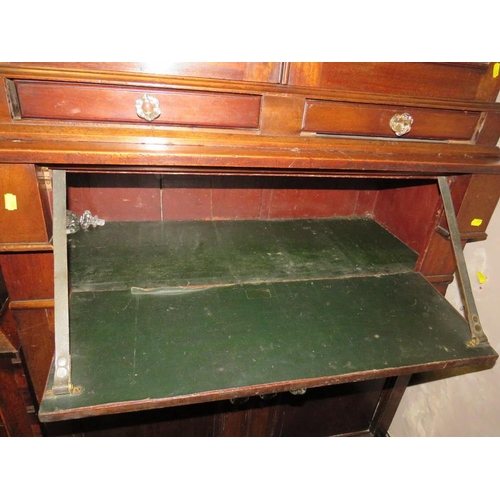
<box><xmin>210</xmin><ymin>177</ymin><xmax>266</xmax><ymax>220</ymax></box>
<box><xmin>161</xmin><ymin>175</ymin><xmax>213</xmax><ymax>220</ymax></box>
<box><xmin>264</xmin><ymin>178</ymin><xmax>376</xmax><ymax>218</ymax></box>
<box><xmin>373</xmin><ymin>180</ymin><xmax>441</xmax><ymax>254</ymax></box>
<box><xmin>68</xmin><ymin>173</ymin><xmax>162</xmax><ymax>221</ymax></box>
<box><xmin>68</xmin><ymin>175</ymin><xmax>380</xmax><ymax>222</ymax></box>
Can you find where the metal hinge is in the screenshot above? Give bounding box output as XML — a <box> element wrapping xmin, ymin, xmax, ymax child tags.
<box><xmin>37</xmin><ymin>166</ymin><xmax>52</xmax><ymax>191</ymax></box>
<box><xmin>437</xmin><ymin>177</ymin><xmax>489</xmax><ymax>347</ymax></box>
<box><xmin>51</xmin><ymin>169</ymin><xmax>73</xmax><ymax>394</ymax></box>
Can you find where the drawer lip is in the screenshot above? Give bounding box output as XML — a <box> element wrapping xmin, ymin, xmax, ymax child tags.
<box><xmin>303</xmin><ymin>99</ymin><xmax>481</xmax><ymax>141</ymax></box>
<box><xmin>12</xmin><ymin>80</ymin><xmax>262</xmax><ymax>129</ymax></box>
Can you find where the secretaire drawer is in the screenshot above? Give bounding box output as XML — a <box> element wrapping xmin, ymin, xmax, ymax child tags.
<box><xmin>12</xmin><ymin>80</ymin><xmax>262</xmax><ymax>129</ymax></box>
<box><xmin>303</xmin><ymin>100</ymin><xmax>481</xmax><ymax>141</ymax></box>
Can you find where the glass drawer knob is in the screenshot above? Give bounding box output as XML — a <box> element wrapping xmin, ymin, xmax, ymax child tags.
<box><xmin>136</xmin><ymin>94</ymin><xmax>161</xmax><ymax>122</ymax></box>
<box><xmin>66</xmin><ymin>210</ymin><xmax>105</xmax><ymax>234</ymax></box>
<box><xmin>389</xmin><ymin>112</ymin><xmax>413</xmax><ymax>137</ymax></box>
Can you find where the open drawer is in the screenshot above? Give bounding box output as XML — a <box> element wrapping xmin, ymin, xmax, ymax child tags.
<box><xmin>38</xmin><ymin>175</ymin><xmax>498</xmax><ymax>421</ymax></box>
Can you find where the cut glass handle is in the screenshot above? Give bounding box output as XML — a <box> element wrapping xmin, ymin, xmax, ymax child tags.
<box><xmin>389</xmin><ymin>112</ymin><xmax>414</xmax><ymax>137</ymax></box>
<box><xmin>135</xmin><ymin>94</ymin><xmax>162</xmax><ymax>122</ymax></box>
<box><xmin>66</xmin><ymin>210</ymin><xmax>105</xmax><ymax>234</ymax></box>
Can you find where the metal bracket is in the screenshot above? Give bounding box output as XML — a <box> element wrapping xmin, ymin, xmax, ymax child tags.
<box><xmin>437</xmin><ymin>177</ymin><xmax>489</xmax><ymax>347</ymax></box>
<box><xmin>51</xmin><ymin>169</ymin><xmax>73</xmax><ymax>394</ymax></box>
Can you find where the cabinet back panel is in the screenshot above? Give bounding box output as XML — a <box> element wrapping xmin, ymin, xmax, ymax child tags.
<box><xmin>67</xmin><ymin>174</ymin><xmax>380</xmax><ymax>221</ymax></box>
<box><xmin>67</xmin><ymin>174</ymin><xmax>439</xmax><ymax>257</ymax></box>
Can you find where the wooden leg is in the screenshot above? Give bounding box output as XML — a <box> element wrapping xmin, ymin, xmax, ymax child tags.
<box><xmin>0</xmin><ymin>309</ymin><xmax>42</xmax><ymax>437</ymax></box>
<box><xmin>369</xmin><ymin>375</ymin><xmax>411</xmax><ymax>437</ymax></box>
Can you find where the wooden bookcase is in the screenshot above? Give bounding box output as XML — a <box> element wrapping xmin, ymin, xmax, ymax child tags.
<box><xmin>1</xmin><ymin>63</ymin><xmax>499</xmax><ymax>436</ymax></box>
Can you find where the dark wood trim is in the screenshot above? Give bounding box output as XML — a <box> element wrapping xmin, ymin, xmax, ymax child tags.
<box><xmin>9</xmin><ymin>299</ymin><xmax>54</xmax><ymax>310</ymax></box>
<box><xmin>369</xmin><ymin>375</ymin><xmax>412</xmax><ymax>437</ymax></box>
<box><xmin>2</xmin><ymin>64</ymin><xmax>499</xmax><ymax>111</ymax></box>
<box><xmin>1</xmin><ymin>139</ymin><xmax>499</xmax><ymax>175</ymax></box>
<box><xmin>0</xmin><ymin>243</ymin><xmax>53</xmax><ymax>252</ymax></box>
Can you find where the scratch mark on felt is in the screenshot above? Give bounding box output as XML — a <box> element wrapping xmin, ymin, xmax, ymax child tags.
<box><xmin>130</xmin><ymin>284</ymin><xmax>233</xmax><ymax>295</ymax></box>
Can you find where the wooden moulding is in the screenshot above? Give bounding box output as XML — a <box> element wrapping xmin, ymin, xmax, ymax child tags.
<box><xmin>9</xmin><ymin>299</ymin><xmax>54</xmax><ymax>310</ymax></box>
<box><xmin>2</xmin><ymin>63</ymin><xmax>499</xmax><ymax>109</ymax></box>
<box><xmin>0</xmin><ymin>138</ymin><xmax>499</xmax><ymax>176</ymax></box>
<box><xmin>0</xmin><ymin>243</ymin><xmax>53</xmax><ymax>252</ymax></box>
<box><xmin>1</xmin><ymin>63</ymin><xmax>499</xmax><ymax>172</ymax></box>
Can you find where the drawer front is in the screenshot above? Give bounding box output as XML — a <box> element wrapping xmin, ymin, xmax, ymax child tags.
<box><xmin>303</xmin><ymin>100</ymin><xmax>481</xmax><ymax>141</ymax></box>
<box><xmin>14</xmin><ymin>81</ymin><xmax>262</xmax><ymax>129</ymax></box>
<box><xmin>289</xmin><ymin>63</ymin><xmax>492</xmax><ymax>101</ymax></box>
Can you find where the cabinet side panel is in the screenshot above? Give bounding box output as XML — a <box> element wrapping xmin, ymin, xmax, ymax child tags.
<box><xmin>0</xmin><ymin>253</ymin><xmax>54</xmax><ymax>301</ymax></box>
<box><xmin>0</xmin><ymin>164</ymin><xmax>50</xmax><ymax>243</ymax></box>
<box><xmin>0</xmin><ymin>357</ymin><xmax>39</xmax><ymax>436</ymax></box>
<box><xmin>373</xmin><ymin>181</ymin><xmax>440</xmax><ymax>254</ymax></box>
<box><xmin>456</xmin><ymin>175</ymin><xmax>500</xmax><ymax>237</ymax></box>
<box><xmin>13</xmin><ymin>308</ymin><xmax>54</xmax><ymax>403</ymax></box>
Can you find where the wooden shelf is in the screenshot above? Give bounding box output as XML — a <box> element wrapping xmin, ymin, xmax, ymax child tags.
<box><xmin>67</xmin><ymin>218</ymin><xmax>418</xmax><ymax>291</ymax></box>
<box><xmin>38</xmin><ymin>217</ymin><xmax>498</xmax><ymax>422</ymax></box>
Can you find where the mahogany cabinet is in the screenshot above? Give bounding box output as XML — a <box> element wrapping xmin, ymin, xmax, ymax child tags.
<box><xmin>0</xmin><ymin>62</ymin><xmax>499</xmax><ymax>436</ymax></box>
<box><xmin>0</xmin><ymin>299</ymin><xmax>42</xmax><ymax>436</ymax></box>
